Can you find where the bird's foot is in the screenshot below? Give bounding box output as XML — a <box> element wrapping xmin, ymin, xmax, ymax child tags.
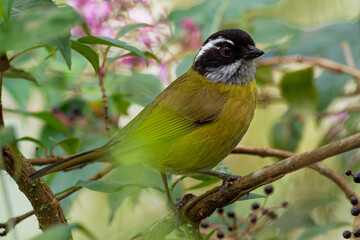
<box><xmin>197</xmin><ymin>170</ymin><xmax>241</xmax><ymax>194</ymax></box>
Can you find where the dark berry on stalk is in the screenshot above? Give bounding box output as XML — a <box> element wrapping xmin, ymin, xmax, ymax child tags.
<box><xmin>354</xmin><ymin>172</ymin><xmax>360</xmax><ymax>183</ymax></box>
<box><xmin>350</xmin><ymin>196</ymin><xmax>359</xmax><ymax>205</ymax></box>
<box><xmin>342</xmin><ymin>230</ymin><xmax>351</xmax><ymax>239</ymax></box>
<box><xmin>228</xmin><ymin>226</ymin><xmax>233</xmax><ymax>231</ymax></box>
<box><xmin>351</xmin><ymin>206</ymin><xmax>360</xmax><ymax>216</ymax></box>
<box><xmin>262</xmin><ymin>209</ymin><xmax>269</xmax><ymax>214</ymax></box>
<box><xmin>268</xmin><ymin>211</ymin><xmax>277</xmax><ymax>219</ymax></box>
<box><xmin>217</xmin><ymin>208</ymin><xmax>224</xmax><ymax>214</ymax></box>
<box><xmin>217</xmin><ymin>231</ymin><xmax>224</xmax><ymax>239</ymax></box>
<box><xmin>345</xmin><ymin>169</ymin><xmax>352</xmax><ymax>176</ymax></box>
<box><xmin>227</xmin><ymin>211</ymin><xmax>235</xmax><ymax>218</ymax></box>
<box><xmin>264</xmin><ymin>185</ymin><xmax>274</xmax><ymax>194</ymax></box>
<box><xmin>354</xmin><ymin>229</ymin><xmax>360</xmax><ymax>237</ymax></box>
<box><xmin>251</xmin><ymin>202</ymin><xmax>260</xmax><ymax>210</ymax></box>
<box><xmin>282</xmin><ymin>201</ymin><xmax>289</xmax><ymax>207</ymax></box>
<box><xmin>200</xmin><ymin>222</ymin><xmax>208</xmax><ymax>228</ymax></box>
<box><xmin>250</xmin><ymin>215</ymin><xmax>257</xmax><ymax>223</ymax></box>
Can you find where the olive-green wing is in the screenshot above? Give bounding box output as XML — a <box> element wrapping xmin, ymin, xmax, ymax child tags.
<box><xmin>106</xmin><ymin>74</ymin><xmax>226</xmax><ymax>158</ymax></box>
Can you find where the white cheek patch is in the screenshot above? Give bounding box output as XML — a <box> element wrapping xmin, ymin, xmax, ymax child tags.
<box><xmin>195</xmin><ymin>37</ymin><xmax>234</xmax><ymax>62</ymax></box>
<box><xmin>204</xmin><ymin>59</ymin><xmax>257</xmax><ymax>85</ymax></box>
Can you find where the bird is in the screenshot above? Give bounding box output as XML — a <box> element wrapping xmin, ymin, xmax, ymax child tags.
<box><xmin>29</xmin><ymin>29</ymin><xmax>264</xmax><ymax>211</ymax></box>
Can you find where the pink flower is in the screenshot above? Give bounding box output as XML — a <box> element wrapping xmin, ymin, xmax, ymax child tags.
<box><xmin>128</xmin><ymin>7</ymin><xmax>154</xmax><ymax>25</ymax></box>
<box><xmin>181</xmin><ymin>18</ymin><xmax>202</xmax><ymax>49</ymax></box>
<box><xmin>156</xmin><ymin>64</ymin><xmax>169</xmax><ymax>83</ymax></box>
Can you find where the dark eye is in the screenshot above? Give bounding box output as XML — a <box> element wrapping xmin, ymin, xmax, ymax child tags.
<box><xmin>220</xmin><ymin>46</ymin><xmax>232</xmax><ymax>57</ymax></box>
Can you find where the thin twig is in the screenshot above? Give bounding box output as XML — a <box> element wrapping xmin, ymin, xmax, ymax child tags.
<box><xmin>98</xmin><ymin>68</ymin><xmax>111</xmax><ymax>139</ymax></box>
<box><xmin>232</xmin><ymin>146</ymin><xmax>356</xmax><ymax>198</ymax></box>
<box><xmin>257</xmin><ymin>55</ymin><xmax>360</xmax><ymax>79</ymax></box>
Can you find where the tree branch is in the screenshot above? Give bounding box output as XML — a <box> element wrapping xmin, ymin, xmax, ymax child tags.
<box><xmin>134</xmin><ymin>132</ymin><xmax>360</xmax><ymax>239</ymax></box>
<box><xmin>0</xmin><ymin>164</ymin><xmax>113</xmax><ymax>236</ymax></box>
<box><xmin>257</xmin><ymin>55</ymin><xmax>360</xmax><ymax>79</ymax></box>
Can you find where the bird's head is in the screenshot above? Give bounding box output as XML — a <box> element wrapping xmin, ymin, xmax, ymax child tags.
<box><xmin>193</xmin><ymin>29</ymin><xmax>264</xmax><ymax>85</ymax></box>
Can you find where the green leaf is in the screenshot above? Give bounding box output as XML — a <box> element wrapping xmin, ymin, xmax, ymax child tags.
<box><xmin>71</xmin><ymin>40</ymin><xmax>99</xmax><ymax>74</ymax></box>
<box><xmin>77</xmin><ymin>36</ymin><xmax>148</xmax><ymax>64</ymax></box>
<box><xmin>0</xmin><ymin>127</ymin><xmax>15</xmax><ymax>147</ymax></box>
<box><xmin>16</xmin><ymin>136</ymin><xmax>47</xmax><ymax>151</ymax></box>
<box><xmin>0</xmin><ymin>6</ymin><xmax>79</xmax><ymax>52</ymax></box>
<box><xmin>110</xmin><ymin>93</ymin><xmax>131</xmax><ymax>115</ymax></box>
<box><xmin>30</xmin><ymin>223</ymin><xmax>96</xmax><ymax>240</ymax></box>
<box><xmin>117</xmin><ymin>74</ymin><xmax>162</xmax><ymax>106</ymax></box>
<box><xmin>5</xmin><ymin>109</ymin><xmax>71</xmax><ymax>135</ymax></box>
<box><xmin>176</xmin><ymin>56</ymin><xmax>194</xmax><ymax>77</ymax></box>
<box><xmin>3</xmin><ymin>66</ymin><xmax>37</xmax><ymax>83</ymax></box>
<box><xmin>237</xmin><ymin>193</ymin><xmax>265</xmax><ymax>201</ymax></box>
<box><xmin>272</xmin><ymin>110</ymin><xmax>304</xmax><ymax>152</ymax></box>
<box><xmin>55</xmin><ymin>137</ymin><xmax>80</xmax><ymax>155</ymax></box>
<box><xmin>51</xmin><ymin>35</ymin><xmax>72</xmax><ymax>70</ymax></box>
<box><xmin>77</xmin><ymin>180</ymin><xmax>164</xmax><ymax>193</ymax></box>
<box><xmin>117</xmin><ymin>23</ymin><xmax>152</xmax><ymax>38</ymax></box>
<box><xmin>203</xmin><ymin>227</ymin><xmax>220</xmax><ymax>240</ymax></box>
<box><xmin>186</xmin><ymin>177</ymin><xmax>220</xmax><ymax>190</ymax></box>
<box><xmin>280</xmin><ymin>67</ymin><xmax>317</xmax><ymax>113</ymax></box>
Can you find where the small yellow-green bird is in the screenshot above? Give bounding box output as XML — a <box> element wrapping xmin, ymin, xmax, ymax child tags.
<box><xmin>30</xmin><ymin>29</ymin><xmax>263</xmax><ymax>205</ymax></box>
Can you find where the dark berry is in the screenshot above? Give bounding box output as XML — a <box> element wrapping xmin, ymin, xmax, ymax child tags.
<box><xmin>262</xmin><ymin>209</ymin><xmax>269</xmax><ymax>214</ymax></box>
<box><xmin>250</xmin><ymin>215</ymin><xmax>257</xmax><ymax>223</ymax></box>
<box><xmin>217</xmin><ymin>208</ymin><xmax>224</xmax><ymax>214</ymax></box>
<box><xmin>282</xmin><ymin>201</ymin><xmax>289</xmax><ymax>207</ymax></box>
<box><xmin>350</xmin><ymin>196</ymin><xmax>359</xmax><ymax>205</ymax></box>
<box><xmin>264</xmin><ymin>185</ymin><xmax>274</xmax><ymax>195</ymax></box>
<box><xmin>251</xmin><ymin>202</ymin><xmax>260</xmax><ymax>210</ymax></box>
<box><xmin>268</xmin><ymin>211</ymin><xmax>277</xmax><ymax>219</ymax></box>
<box><xmin>227</xmin><ymin>211</ymin><xmax>235</xmax><ymax>218</ymax></box>
<box><xmin>200</xmin><ymin>222</ymin><xmax>208</xmax><ymax>228</ymax></box>
<box><xmin>228</xmin><ymin>226</ymin><xmax>233</xmax><ymax>231</ymax></box>
<box><xmin>345</xmin><ymin>169</ymin><xmax>352</xmax><ymax>176</ymax></box>
<box><xmin>354</xmin><ymin>229</ymin><xmax>360</xmax><ymax>237</ymax></box>
<box><xmin>354</xmin><ymin>172</ymin><xmax>360</xmax><ymax>183</ymax></box>
<box><xmin>216</xmin><ymin>231</ymin><xmax>224</xmax><ymax>239</ymax></box>
<box><xmin>343</xmin><ymin>230</ymin><xmax>351</xmax><ymax>239</ymax></box>
<box><xmin>354</xmin><ymin>230</ymin><xmax>360</xmax><ymax>238</ymax></box>
<box><xmin>351</xmin><ymin>206</ymin><xmax>360</xmax><ymax>216</ymax></box>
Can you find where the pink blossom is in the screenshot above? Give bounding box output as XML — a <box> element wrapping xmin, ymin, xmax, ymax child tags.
<box><xmin>128</xmin><ymin>7</ymin><xmax>154</xmax><ymax>25</ymax></box>
<box><xmin>181</xmin><ymin>18</ymin><xmax>202</xmax><ymax>49</ymax></box>
<box><xmin>156</xmin><ymin>64</ymin><xmax>169</xmax><ymax>83</ymax></box>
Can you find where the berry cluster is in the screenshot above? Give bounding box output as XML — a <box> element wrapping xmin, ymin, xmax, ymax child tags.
<box><xmin>199</xmin><ymin>185</ymin><xmax>288</xmax><ymax>239</ymax></box>
<box><xmin>342</xmin><ymin>170</ymin><xmax>360</xmax><ymax>239</ymax></box>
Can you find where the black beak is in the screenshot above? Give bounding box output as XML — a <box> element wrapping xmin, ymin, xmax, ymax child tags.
<box><xmin>243</xmin><ymin>46</ymin><xmax>264</xmax><ymax>59</ymax></box>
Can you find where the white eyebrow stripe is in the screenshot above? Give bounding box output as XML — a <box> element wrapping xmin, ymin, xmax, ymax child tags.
<box><xmin>195</xmin><ymin>37</ymin><xmax>234</xmax><ymax>62</ymax></box>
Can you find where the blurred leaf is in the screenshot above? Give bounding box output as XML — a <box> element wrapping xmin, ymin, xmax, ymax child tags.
<box><xmin>118</xmin><ymin>74</ymin><xmax>162</xmax><ymax>106</ymax></box>
<box><xmin>54</xmin><ymin>137</ymin><xmax>80</xmax><ymax>155</ymax></box>
<box><xmin>77</xmin><ymin>36</ymin><xmax>148</xmax><ymax>64</ymax></box>
<box><xmin>16</xmin><ymin>136</ymin><xmax>47</xmax><ymax>151</ymax></box>
<box><xmin>3</xmin><ymin>76</ymin><xmax>33</xmax><ymax>109</ymax></box>
<box><xmin>237</xmin><ymin>193</ymin><xmax>265</xmax><ymax>201</ymax></box>
<box><xmin>110</xmin><ymin>93</ymin><xmax>131</xmax><ymax>115</ymax></box>
<box><xmin>203</xmin><ymin>227</ymin><xmax>220</xmax><ymax>240</ymax></box>
<box><xmin>51</xmin><ymin>34</ymin><xmax>72</xmax><ymax>70</ymax></box>
<box><xmin>30</xmin><ymin>223</ymin><xmax>96</xmax><ymax>240</ymax></box>
<box><xmin>280</xmin><ymin>67</ymin><xmax>317</xmax><ymax>113</ymax></box>
<box><xmin>77</xmin><ymin>179</ymin><xmax>164</xmax><ymax>193</ymax></box>
<box><xmin>6</xmin><ymin>109</ymin><xmax>71</xmax><ymax>135</ymax></box>
<box><xmin>255</xmin><ymin>66</ymin><xmax>273</xmax><ymax>85</ymax></box>
<box><xmin>3</xmin><ymin>66</ymin><xmax>37</xmax><ymax>83</ymax></box>
<box><xmin>176</xmin><ymin>55</ymin><xmax>194</xmax><ymax>77</ymax></box>
<box><xmin>278</xmin><ymin>0</ymin><xmax>360</xmax><ymax>26</ymax></box>
<box><xmin>296</xmin><ymin>222</ymin><xmax>349</xmax><ymax>240</ymax></box>
<box><xmin>117</xmin><ymin>23</ymin><xmax>152</xmax><ymax>38</ymax></box>
<box><xmin>0</xmin><ymin>127</ymin><xmax>15</xmax><ymax>147</ymax></box>
<box><xmin>71</xmin><ymin>40</ymin><xmax>99</xmax><ymax>74</ymax></box>
<box><xmin>272</xmin><ymin>110</ymin><xmax>304</xmax><ymax>152</ymax></box>
<box><xmin>0</xmin><ymin>5</ymin><xmax>79</xmax><ymax>52</ymax></box>
<box><xmin>186</xmin><ymin>177</ymin><xmax>220</xmax><ymax>190</ymax></box>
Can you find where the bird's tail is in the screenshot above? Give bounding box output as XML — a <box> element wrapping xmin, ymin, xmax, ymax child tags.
<box><xmin>29</xmin><ymin>147</ymin><xmax>109</xmax><ymax>181</ymax></box>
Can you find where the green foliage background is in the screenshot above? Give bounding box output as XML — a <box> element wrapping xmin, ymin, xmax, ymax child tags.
<box><xmin>0</xmin><ymin>0</ymin><xmax>360</xmax><ymax>239</ymax></box>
